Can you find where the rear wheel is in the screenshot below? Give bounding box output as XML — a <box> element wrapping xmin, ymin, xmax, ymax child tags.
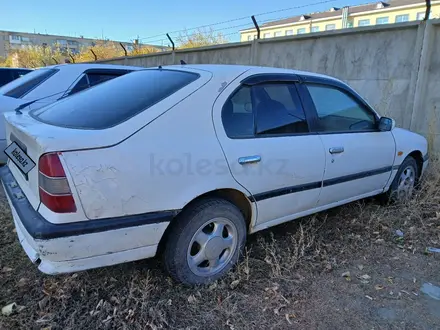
<box><xmin>385</xmin><ymin>156</ymin><xmax>418</xmax><ymax>203</ymax></box>
<box><xmin>163</xmin><ymin>198</ymin><xmax>247</xmax><ymax>285</ymax></box>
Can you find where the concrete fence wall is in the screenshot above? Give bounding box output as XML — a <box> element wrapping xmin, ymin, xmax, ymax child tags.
<box><xmin>98</xmin><ymin>20</ymin><xmax>440</xmax><ymax>152</ymax></box>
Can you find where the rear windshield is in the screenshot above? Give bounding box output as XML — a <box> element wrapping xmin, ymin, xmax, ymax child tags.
<box><xmin>0</xmin><ymin>68</ymin><xmax>57</xmax><ymax>98</ymax></box>
<box><xmin>31</xmin><ymin>69</ymin><xmax>199</xmax><ymax>129</ymax></box>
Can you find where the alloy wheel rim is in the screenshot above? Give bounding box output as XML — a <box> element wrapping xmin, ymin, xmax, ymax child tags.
<box><xmin>187</xmin><ymin>217</ymin><xmax>238</xmax><ymax>277</ymax></box>
<box><xmin>397</xmin><ymin>165</ymin><xmax>415</xmax><ymax>201</ymax></box>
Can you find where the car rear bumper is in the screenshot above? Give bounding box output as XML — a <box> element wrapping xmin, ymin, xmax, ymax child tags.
<box><xmin>1</xmin><ymin>166</ymin><xmax>175</xmax><ymax>274</ymax></box>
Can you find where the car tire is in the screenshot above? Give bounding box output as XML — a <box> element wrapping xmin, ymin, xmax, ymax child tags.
<box><xmin>163</xmin><ymin>198</ymin><xmax>247</xmax><ymax>285</ymax></box>
<box><xmin>384</xmin><ymin>156</ymin><xmax>419</xmax><ymax>203</ymax></box>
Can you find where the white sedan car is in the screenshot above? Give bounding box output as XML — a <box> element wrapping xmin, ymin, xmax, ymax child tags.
<box><xmin>0</xmin><ymin>63</ymin><xmax>143</xmax><ymax>163</ymax></box>
<box><xmin>1</xmin><ymin>64</ymin><xmax>428</xmax><ymax>285</ymax></box>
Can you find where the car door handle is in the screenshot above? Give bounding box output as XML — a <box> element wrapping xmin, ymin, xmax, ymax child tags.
<box><xmin>329</xmin><ymin>147</ymin><xmax>344</xmax><ymax>154</ymax></box>
<box><xmin>238</xmin><ymin>155</ymin><xmax>261</xmax><ymax>165</ymax></box>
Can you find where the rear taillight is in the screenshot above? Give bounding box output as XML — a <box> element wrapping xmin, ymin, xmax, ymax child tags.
<box><xmin>38</xmin><ymin>153</ymin><xmax>76</xmax><ymax>213</ymax></box>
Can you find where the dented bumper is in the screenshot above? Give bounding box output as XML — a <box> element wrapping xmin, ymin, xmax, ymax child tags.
<box><xmin>1</xmin><ymin>166</ymin><xmax>174</xmax><ymax>274</ymax></box>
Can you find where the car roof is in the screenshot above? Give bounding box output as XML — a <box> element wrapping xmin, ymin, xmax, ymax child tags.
<box><xmin>166</xmin><ymin>64</ymin><xmax>341</xmax><ymax>83</ymax></box>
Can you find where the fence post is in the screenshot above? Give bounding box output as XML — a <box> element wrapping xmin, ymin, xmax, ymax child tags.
<box><xmin>90</xmin><ymin>49</ymin><xmax>97</xmax><ymax>61</ymax></box>
<box><xmin>424</xmin><ymin>0</ymin><xmax>431</xmax><ymax>20</ymax></box>
<box><xmin>251</xmin><ymin>15</ymin><xmax>260</xmax><ymax>39</ymax></box>
<box><xmin>166</xmin><ymin>33</ymin><xmax>177</xmax><ymax>64</ymax></box>
<box><xmin>166</xmin><ymin>33</ymin><xmax>175</xmax><ymax>51</ymax></box>
<box><xmin>119</xmin><ymin>42</ymin><xmax>128</xmax><ymax>56</ymax></box>
<box><xmin>249</xmin><ymin>16</ymin><xmax>261</xmax><ymax>65</ymax></box>
<box><xmin>250</xmin><ymin>39</ymin><xmax>260</xmax><ymax>66</ymax></box>
<box><xmin>409</xmin><ymin>21</ymin><xmax>435</xmax><ymax>136</ymax></box>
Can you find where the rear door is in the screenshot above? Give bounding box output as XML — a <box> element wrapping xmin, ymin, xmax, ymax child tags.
<box><xmin>297</xmin><ymin>76</ymin><xmax>395</xmax><ymax>206</ymax></box>
<box><xmin>214</xmin><ymin>71</ymin><xmax>326</xmax><ymax>227</ymax></box>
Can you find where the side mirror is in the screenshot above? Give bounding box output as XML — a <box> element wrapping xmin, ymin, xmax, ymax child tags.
<box><xmin>378</xmin><ymin>117</ymin><xmax>395</xmax><ymax>131</ymax></box>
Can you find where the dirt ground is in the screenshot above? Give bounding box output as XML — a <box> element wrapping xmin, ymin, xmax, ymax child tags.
<box><xmin>0</xmin><ymin>170</ymin><xmax>439</xmax><ymax>330</ymax></box>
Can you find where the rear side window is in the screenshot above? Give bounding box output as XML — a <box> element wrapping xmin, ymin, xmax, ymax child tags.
<box><xmin>0</xmin><ymin>70</ymin><xmax>13</xmax><ymax>87</ymax></box>
<box><xmin>68</xmin><ymin>72</ymin><xmax>124</xmax><ymax>96</ymax></box>
<box><xmin>31</xmin><ymin>69</ymin><xmax>199</xmax><ymax>129</ymax></box>
<box><xmin>69</xmin><ymin>75</ymin><xmax>89</xmax><ymax>95</ymax></box>
<box><xmin>0</xmin><ymin>68</ymin><xmax>58</xmax><ymax>98</ymax></box>
<box><xmin>254</xmin><ymin>83</ymin><xmax>308</xmax><ymax>135</ymax></box>
<box><xmin>88</xmin><ymin>73</ymin><xmax>119</xmax><ymax>86</ymax></box>
<box><xmin>12</xmin><ymin>70</ymin><xmax>31</xmax><ymax>80</ymax></box>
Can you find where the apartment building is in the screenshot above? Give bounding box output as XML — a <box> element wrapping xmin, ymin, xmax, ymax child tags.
<box><xmin>0</xmin><ymin>30</ymin><xmax>166</xmax><ymax>58</ymax></box>
<box><xmin>240</xmin><ymin>0</ymin><xmax>440</xmax><ymax>41</ymax></box>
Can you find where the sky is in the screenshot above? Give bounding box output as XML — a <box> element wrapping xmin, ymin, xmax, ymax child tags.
<box><xmin>0</xmin><ymin>0</ymin><xmax>369</xmax><ymax>45</ymax></box>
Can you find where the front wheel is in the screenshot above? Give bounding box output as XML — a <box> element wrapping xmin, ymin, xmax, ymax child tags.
<box><xmin>386</xmin><ymin>156</ymin><xmax>418</xmax><ymax>203</ymax></box>
<box><xmin>163</xmin><ymin>198</ymin><xmax>247</xmax><ymax>285</ymax></box>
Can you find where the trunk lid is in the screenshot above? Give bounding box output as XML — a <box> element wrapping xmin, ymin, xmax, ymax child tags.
<box><xmin>0</xmin><ymin>95</ymin><xmax>26</xmax><ymax>112</ymax></box>
<box><xmin>4</xmin><ymin>111</ymin><xmax>116</xmax><ymax>210</ymax></box>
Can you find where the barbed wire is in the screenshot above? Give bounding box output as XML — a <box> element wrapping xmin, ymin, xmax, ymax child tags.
<box><xmin>139</xmin><ymin>0</ymin><xmax>337</xmax><ymax>41</ymax></box>
<box><xmin>139</xmin><ymin>16</ymin><xmax>251</xmax><ymax>41</ymax></box>
<box><xmin>254</xmin><ymin>0</ymin><xmax>336</xmax><ymax>17</ymax></box>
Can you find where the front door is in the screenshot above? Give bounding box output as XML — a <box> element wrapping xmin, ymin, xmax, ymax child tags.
<box><xmin>213</xmin><ymin>71</ymin><xmax>326</xmax><ymax>227</ymax></box>
<box><xmin>299</xmin><ymin>80</ymin><xmax>395</xmax><ymax>206</ymax></box>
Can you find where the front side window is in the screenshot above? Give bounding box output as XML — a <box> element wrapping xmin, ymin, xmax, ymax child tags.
<box><xmin>395</xmin><ymin>14</ymin><xmax>409</xmax><ymax>23</ymax></box>
<box><xmin>325</xmin><ymin>24</ymin><xmax>336</xmax><ymax>31</ymax></box>
<box><xmin>247</xmin><ymin>35</ymin><xmax>252</xmax><ymax>41</ymax></box>
<box><xmin>32</xmin><ymin>69</ymin><xmax>199</xmax><ymax>129</ymax></box>
<box><xmin>358</xmin><ymin>19</ymin><xmax>370</xmax><ymax>26</ymax></box>
<box><xmin>263</xmin><ymin>33</ymin><xmax>271</xmax><ymax>38</ymax></box>
<box><xmin>222</xmin><ymin>82</ymin><xmax>309</xmax><ymax>138</ymax></box>
<box><xmin>376</xmin><ymin>17</ymin><xmax>389</xmax><ymax>24</ymax></box>
<box><xmin>285</xmin><ymin>30</ymin><xmax>294</xmax><ymax>36</ymax></box>
<box><xmin>306</xmin><ymin>84</ymin><xmax>376</xmax><ymax>132</ymax></box>
<box><xmin>297</xmin><ymin>28</ymin><xmax>306</xmax><ymax>34</ymax></box>
<box><xmin>274</xmin><ymin>31</ymin><xmax>282</xmax><ymax>37</ymax></box>
<box><xmin>311</xmin><ymin>26</ymin><xmax>319</xmax><ymax>32</ymax></box>
<box><xmin>0</xmin><ymin>68</ymin><xmax>58</xmax><ymax>98</ymax></box>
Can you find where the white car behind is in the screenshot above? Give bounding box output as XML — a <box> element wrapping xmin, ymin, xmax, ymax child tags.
<box><xmin>1</xmin><ymin>64</ymin><xmax>428</xmax><ymax>285</ymax></box>
<box><xmin>0</xmin><ymin>63</ymin><xmax>143</xmax><ymax>163</ymax></box>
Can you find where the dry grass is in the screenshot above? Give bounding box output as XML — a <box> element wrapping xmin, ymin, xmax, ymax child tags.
<box><xmin>0</xmin><ymin>161</ymin><xmax>439</xmax><ymax>329</ymax></box>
